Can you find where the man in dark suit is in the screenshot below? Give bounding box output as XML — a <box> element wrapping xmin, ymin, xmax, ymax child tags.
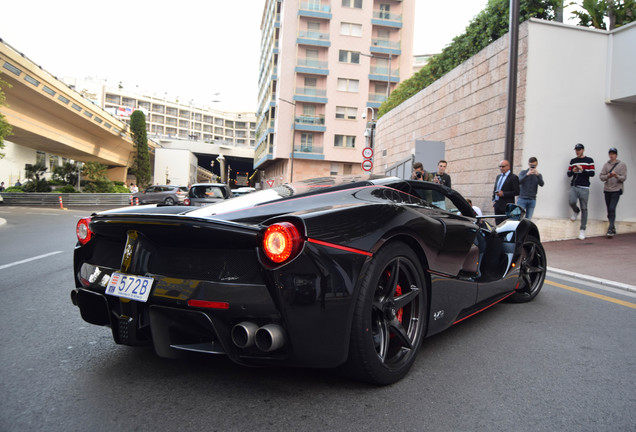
<box><xmin>492</xmin><ymin>159</ymin><xmax>520</xmax><ymax>224</ymax></box>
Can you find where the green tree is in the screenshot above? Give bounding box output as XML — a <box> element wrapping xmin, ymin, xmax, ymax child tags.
<box><xmin>129</xmin><ymin>110</ymin><xmax>151</xmax><ymax>188</ymax></box>
<box><xmin>379</xmin><ymin>0</ymin><xmax>563</xmax><ymax>117</ymax></box>
<box><xmin>52</xmin><ymin>162</ymin><xmax>80</xmax><ymax>185</ymax></box>
<box><xmin>0</xmin><ymin>77</ymin><xmax>13</xmax><ymax>159</ymax></box>
<box><xmin>568</xmin><ymin>0</ymin><xmax>635</xmax><ymax>29</ymax></box>
<box><xmin>82</xmin><ymin>161</ymin><xmax>108</xmax><ymax>181</ymax></box>
<box><xmin>24</xmin><ymin>162</ymin><xmax>51</xmax><ymax>192</ymax></box>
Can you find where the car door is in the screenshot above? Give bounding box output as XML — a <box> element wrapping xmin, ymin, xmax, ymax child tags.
<box><xmin>143</xmin><ymin>186</ymin><xmax>160</xmax><ymax>203</ymax></box>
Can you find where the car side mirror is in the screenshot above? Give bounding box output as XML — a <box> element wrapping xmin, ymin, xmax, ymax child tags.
<box><xmin>505</xmin><ymin>203</ymin><xmax>525</xmax><ymax>221</ymax></box>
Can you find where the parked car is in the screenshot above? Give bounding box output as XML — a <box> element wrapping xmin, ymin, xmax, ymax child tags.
<box><xmin>184</xmin><ymin>183</ymin><xmax>233</xmax><ymax>206</ymax></box>
<box><xmin>131</xmin><ymin>185</ymin><xmax>187</xmax><ymax>205</ymax></box>
<box><xmin>71</xmin><ymin>176</ymin><xmax>546</xmax><ymax>385</ymax></box>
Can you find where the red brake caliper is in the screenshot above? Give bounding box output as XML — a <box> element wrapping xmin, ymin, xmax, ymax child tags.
<box><xmin>395</xmin><ymin>284</ymin><xmax>403</xmax><ymax>323</ymax></box>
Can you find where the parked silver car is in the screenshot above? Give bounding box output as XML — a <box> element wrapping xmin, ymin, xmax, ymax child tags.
<box><xmin>184</xmin><ymin>183</ymin><xmax>233</xmax><ymax>206</ymax></box>
<box><xmin>132</xmin><ymin>185</ymin><xmax>188</xmax><ymax>205</ymax></box>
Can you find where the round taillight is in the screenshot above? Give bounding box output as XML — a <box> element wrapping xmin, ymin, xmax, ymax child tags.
<box><xmin>262</xmin><ymin>222</ymin><xmax>302</xmax><ymax>264</ymax></box>
<box><xmin>76</xmin><ymin>217</ymin><xmax>93</xmax><ymax>245</ymax></box>
<box><xmin>184</xmin><ymin>198</ymin><xmax>191</xmax><ymax>206</ymax></box>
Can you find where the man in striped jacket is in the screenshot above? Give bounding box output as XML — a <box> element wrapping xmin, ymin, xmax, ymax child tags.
<box><xmin>567</xmin><ymin>143</ymin><xmax>595</xmax><ymax>240</ymax></box>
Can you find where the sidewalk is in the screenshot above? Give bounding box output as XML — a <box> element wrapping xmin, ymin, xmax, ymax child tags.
<box><xmin>543</xmin><ymin>231</ymin><xmax>636</xmax><ymax>292</ymax></box>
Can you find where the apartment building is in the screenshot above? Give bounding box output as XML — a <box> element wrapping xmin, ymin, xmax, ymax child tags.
<box><xmin>255</xmin><ymin>0</ymin><xmax>415</xmax><ymax>184</ymax></box>
<box><xmin>64</xmin><ymin>78</ymin><xmax>257</xmax><ymax>147</ymax></box>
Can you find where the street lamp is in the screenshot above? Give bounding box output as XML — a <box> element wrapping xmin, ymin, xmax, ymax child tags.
<box><xmin>360</xmin><ymin>52</ymin><xmax>393</xmax><ymax>99</ymax></box>
<box><xmin>76</xmin><ymin>161</ymin><xmax>84</xmax><ymax>192</ymax></box>
<box><xmin>279</xmin><ymin>97</ymin><xmax>297</xmax><ymax>183</ymax></box>
<box><xmin>216</xmin><ymin>154</ymin><xmax>226</xmax><ymax>183</ymax></box>
<box><xmin>363</xmin><ymin>107</ymin><xmax>377</xmax><ymax>149</ymax></box>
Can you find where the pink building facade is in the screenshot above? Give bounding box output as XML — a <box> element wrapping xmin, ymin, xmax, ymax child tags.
<box><xmin>255</xmin><ymin>0</ymin><xmax>415</xmax><ymax>185</ymax></box>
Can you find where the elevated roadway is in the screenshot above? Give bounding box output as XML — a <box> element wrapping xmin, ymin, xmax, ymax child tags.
<box><xmin>1</xmin><ymin>40</ymin><xmax>146</xmax><ymax>182</ymax></box>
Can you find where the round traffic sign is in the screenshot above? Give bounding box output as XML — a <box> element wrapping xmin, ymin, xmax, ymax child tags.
<box><xmin>362</xmin><ymin>160</ymin><xmax>373</xmax><ymax>172</ymax></box>
<box><xmin>362</xmin><ymin>147</ymin><xmax>373</xmax><ymax>159</ymax></box>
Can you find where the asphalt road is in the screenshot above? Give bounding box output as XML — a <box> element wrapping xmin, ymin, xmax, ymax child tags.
<box><xmin>0</xmin><ymin>206</ymin><xmax>635</xmax><ymax>432</ymax></box>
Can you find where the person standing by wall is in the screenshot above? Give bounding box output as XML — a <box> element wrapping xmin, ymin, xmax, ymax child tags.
<box><xmin>431</xmin><ymin>160</ymin><xmax>451</xmax><ymax>209</ymax></box>
<box><xmin>517</xmin><ymin>157</ymin><xmax>544</xmax><ymax>220</ymax></box>
<box><xmin>599</xmin><ymin>147</ymin><xmax>626</xmax><ymax>238</ymax></box>
<box><xmin>567</xmin><ymin>143</ymin><xmax>595</xmax><ymax>240</ymax></box>
<box><xmin>492</xmin><ymin>159</ymin><xmax>519</xmax><ymax>224</ymax></box>
<box><xmin>411</xmin><ymin>161</ymin><xmax>431</xmax><ymax>181</ymax></box>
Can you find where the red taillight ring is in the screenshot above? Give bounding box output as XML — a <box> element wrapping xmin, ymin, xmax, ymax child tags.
<box><xmin>262</xmin><ymin>222</ymin><xmax>302</xmax><ymax>264</ymax></box>
<box><xmin>76</xmin><ymin>217</ymin><xmax>93</xmax><ymax>245</ymax></box>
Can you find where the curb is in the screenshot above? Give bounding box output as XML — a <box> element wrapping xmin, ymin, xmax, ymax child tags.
<box><xmin>547</xmin><ymin>267</ymin><xmax>636</xmax><ymax>294</ymax></box>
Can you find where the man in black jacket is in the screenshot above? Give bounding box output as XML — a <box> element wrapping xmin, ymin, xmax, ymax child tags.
<box><xmin>567</xmin><ymin>143</ymin><xmax>595</xmax><ymax>240</ymax></box>
<box><xmin>492</xmin><ymin>160</ymin><xmax>519</xmax><ymax>224</ymax></box>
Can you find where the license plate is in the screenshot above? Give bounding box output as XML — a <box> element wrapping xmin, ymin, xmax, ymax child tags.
<box><xmin>105</xmin><ymin>272</ymin><xmax>154</xmax><ymax>302</ymax></box>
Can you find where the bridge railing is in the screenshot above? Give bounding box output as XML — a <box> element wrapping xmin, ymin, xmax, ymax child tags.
<box><xmin>1</xmin><ymin>193</ymin><xmax>133</xmax><ymax>207</ymax></box>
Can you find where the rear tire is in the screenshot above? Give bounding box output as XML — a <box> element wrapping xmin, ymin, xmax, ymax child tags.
<box><xmin>508</xmin><ymin>235</ymin><xmax>546</xmax><ymax>303</ymax></box>
<box><xmin>164</xmin><ymin>197</ymin><xmax>175</xmax><ymax>205</ymax></box>
<box><xmin>345</xmin><ymin>241</ymin><xmax>427</xmax><ymax>385</ymax></box>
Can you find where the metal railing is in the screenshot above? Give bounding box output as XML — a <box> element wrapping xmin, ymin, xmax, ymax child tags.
<box><xmin>1</xmin><ymin>193</ymin><xmax>134</xmax><ymax>207</ymax></box>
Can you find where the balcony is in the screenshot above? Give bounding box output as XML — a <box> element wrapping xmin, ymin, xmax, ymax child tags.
<box><xmin>294</xmin><ymin>87</ymin><xmax>328</xmax><ymax>104</ymax></box>
<box><xmin>369</xmin><ymin>66</ymin><xmax>400</xmax><ymax>83</ymax></box>
<box><xmin>297</xmin><ymin>30</ymin><xmax>331</xmax><ymax>47</ymax></box>
<box><xmin>295</xmin><ymin>58</ymin><xmax>329</xmax><ymax>75</ymax></box>
<box><xmin>295</xmin><ymin>114</ymin><xmax>326</xmax><ymax>132</ymax></box>
<box><xmin>294</xmin><ymin>143</ymin><xmax>324</xmax><ymax>158</ymax></box>
<box><xmin>371</xmin><ymin>11</ymin><xmax>402</xmax><ymax>28</ymax></box>
<box><xmin>370</xmin><ymin>38</ymin><xmax>401</xmax><ymax>56</ymax></box>
<box><xmin>298</xmin><ymin>2</ymin><xmax>332</xmax><ymax>19</ymax></box>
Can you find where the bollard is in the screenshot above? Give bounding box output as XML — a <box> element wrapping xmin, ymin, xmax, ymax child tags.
<box><xmin>130</xmin><ymin>195</ymin><xmax>133</xmax><ymax>206</ymax></box>
<box><xmin>58</xmin><ymin>196</ymin><xmax>67</xmax><ymax>210</ymax></box>
<box><xmin>135</xmin><ymin>197</ymin><xmax>139</xmax><ymax>206</ymax></box>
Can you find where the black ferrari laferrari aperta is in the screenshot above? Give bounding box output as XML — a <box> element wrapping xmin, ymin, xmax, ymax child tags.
<box><xmin>71</xmin><ymin>176</ymin><xmax>546</xmax><ymax>385</ymax></box>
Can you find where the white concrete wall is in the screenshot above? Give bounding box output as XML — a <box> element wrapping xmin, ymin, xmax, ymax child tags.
<box><xmin>375</xmin><ymin>19</ymin><xmax>635</xmax><ymax>241</ymax></box>
<box><xmin>524</xmin><ymin>20</ymin><xmax>636</xmax><ymax>228</ymax></box>
<box><xmin>154</xmin><ymin>148</ymin><xmax>197</xmax><ymax>187</ymax></box>
<box><xmin>607</xmin><ymin>21</ymin><xmax>636</xmax><ymax>103</ymax></box>
<box><xmin>0</xmin><ymin>141</ymin><xmax>38</xmax><ymax>186</ymax></box>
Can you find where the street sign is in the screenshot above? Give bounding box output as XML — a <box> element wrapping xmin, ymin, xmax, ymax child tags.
<box><xmin>362</xmin><ymin>147</ymin><xmax>373</xmax><ymax>159</ymax></box>
<box><xmin>362</xmin><ymin>160</ymin><xmax>373</xmax><ymax>172</ymax></box>
<box><xmin>267</xmin><ymin>179</ymin><xmax>274</xmax><ymax>187</ymax></box>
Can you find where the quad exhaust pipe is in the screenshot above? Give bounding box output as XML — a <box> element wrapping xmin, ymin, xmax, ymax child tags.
<box><xmin>231</xmin><ymin>322</ymin><xmax>285</xmax><ymax>352</ymax></box>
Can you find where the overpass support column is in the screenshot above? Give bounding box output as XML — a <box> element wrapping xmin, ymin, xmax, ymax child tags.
<box><xmin>107</xmin><ymin>166</ymin><xmax>129</xmax><ymax>183</ymax></box>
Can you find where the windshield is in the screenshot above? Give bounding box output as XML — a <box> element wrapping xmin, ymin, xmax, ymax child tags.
<box><xmin>186</xmin><ymin>175</ymin><xmax>397</xmax><ymax>217</ymax></box>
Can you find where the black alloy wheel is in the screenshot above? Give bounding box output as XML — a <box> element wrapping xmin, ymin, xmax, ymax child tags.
<box><xmin>345</xmin><ymin>241</ymin><xmax>427</xmax><ymax>385</ymax></box>
<box><xmin>508</xmin><ymin>235</ymin><xmax>547</xmax><ymax>303</ymax></box>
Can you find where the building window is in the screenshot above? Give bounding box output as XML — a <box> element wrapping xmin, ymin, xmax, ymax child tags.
<box><xmin>340</xmin><ymin>22</ymin><xmax>362</xmax><ymax>37</ymax></box>
<box><xmin>342</xmin><ymin>0</ymin><xmax>362</xmax><ymax>8</ymax></box>
<box><xmin>379</xmin><ymin>4</ymin><xmax>391</xmax><ymax>19</ymax></box>
<box><xmin>330</xmin><ymin>163</ymin><xmax>339</xmax><ymax>175</ymax></box>
<box><xmin>36</xmin><ymin>151</ymin><xmax>46</xmax><ymax>165</ymax></box>
<box><xmin>301</xmin><ymin>133</ymin><xmax>314</xmax><ymax>152</ymax></box>
<box><xmin>338</xmin><ymin>50</ymin><xmax>360</xmax><ymax>64</ymax></box>
<box><xmin>335</xmin><ymin>106</ymin><xmax>357</xmax><ymax>120</ymax></box>
<box><xmin>334</xmin><ymin>135</ymin><xmax>356</xmax><ymax>148</ymax></box>
<box><xmin>337</xmin><ymin>78</ymin><xmax>359</xmax><ymax>93</ymax></box>
<box><xmin>122</xmin><ymin>97</ymin><xmax>135</xmax><ymax>107</ymax></box>
<box><xmin>303</xmin><ymin>104</ymin><xmax>316</xmax><ymax>116</ymax></box>
<box><xmin>49</xmin><ymin>155</ymin><xmax>59</xmax><ymax>171</ymax></box>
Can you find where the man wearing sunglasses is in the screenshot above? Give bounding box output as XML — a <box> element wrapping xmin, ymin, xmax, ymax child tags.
<box><xmin>492</xmin><ymin>159</ymin><xmax>519</xmax><ymax>224</ymax></box>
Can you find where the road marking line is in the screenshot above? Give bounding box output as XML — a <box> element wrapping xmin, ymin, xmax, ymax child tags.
<box><xmin>0</xmin><ymin>251</ymin><xmax>63</xmax><ymax>270</ymax></box>
<box><xmin>546</xmin><ymin>280</ymin><xmax>636</xmax><ymax>309</ymax></box>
